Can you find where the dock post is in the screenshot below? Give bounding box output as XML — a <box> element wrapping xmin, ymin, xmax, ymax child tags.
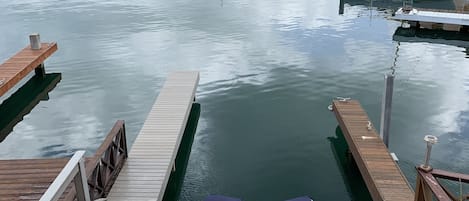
<box><xmin>29</xmin><ymin>34</ymin><xmax>46</xmax><ymax>77</ymax></box>
<box><xmin>338</xmin><ymin>0</ymin><xmax>344</xmax><ymax>15</ymax></box>
<box><xmin>414</xmin><ymin>173</ymin><xmax>433</xmax><ymax>201</ymax></box>
<box><xmin>29</xmin><ymin>33</ymin><xmax>41</xmax><ymax>50</ymax></box>
<box><xmin>35</xmin><ymin>64</ymin><xmax>46</xmax><ymax>77</ymax></box>
<box><xmin>379</xmin><ymin>73</ymin><xmax>394</xmax><ymax>147</ymax></box>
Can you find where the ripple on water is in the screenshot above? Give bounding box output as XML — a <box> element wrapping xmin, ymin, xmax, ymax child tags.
<box><xmin>1</xmin><ymin>0</ymin><xmax>469</xmax><ymax>200</ymax></box>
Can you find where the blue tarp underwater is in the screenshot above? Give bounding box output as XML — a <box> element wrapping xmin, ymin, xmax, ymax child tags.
<box><xmin>285</xmin><ymin>196</ymin><xmax>313</xmax><ymax>201</ymax></box>
<box><xmin>205</xmin><ymin>195</ymin><xmax>242</xmax><ymax>201</ymax></box>
<box><xmin>204</xmin><ymin>195</ymin><xmax>313</xmax><ymax>201</ymax></box>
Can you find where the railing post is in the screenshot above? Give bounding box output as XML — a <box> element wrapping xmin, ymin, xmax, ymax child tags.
<box><xmin>414</xmin><ymin>172</ymin><xmax>433</xmax><ymax>201</ymax></box>
<box><xmin>39</xmin><ymin>150</ymin><xmax>91</xmax><ymax>201</ymax></box>
<box><xmin>379</xmin><ymin>73</ymin><xmax>394</xmax><ymax>147</ymax></box>
<box><xmin>74</xmin><ymin>156</ymin><xmax>91</xmax><ymax>201</ymax></box>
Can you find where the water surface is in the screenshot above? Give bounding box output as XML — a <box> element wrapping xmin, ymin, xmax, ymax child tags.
<box><xmin>1</xmin><ymin>0</ymin><xmax>469</xmax><ymax>200</ymax></box>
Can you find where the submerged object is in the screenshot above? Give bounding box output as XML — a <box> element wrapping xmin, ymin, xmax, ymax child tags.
<box><xmin>204</xmin><ymin>195</ymin><xmax>314</xmax><ymax>201</ymax></box>
<box><xmin>205</xmin><ymin>195</ymin><xmax>242</xmax><ymax>201</ymax></box>
<box><xmin>285</xmin><ymin>196</ymin><xmax>313</xmax><ymax>201</ymax></box>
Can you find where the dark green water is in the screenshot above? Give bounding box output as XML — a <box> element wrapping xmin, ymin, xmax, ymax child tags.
<box><xmin>1</xmin><ymin>0</ymin><xmax>469</xmax><ymax>200</ymax></box>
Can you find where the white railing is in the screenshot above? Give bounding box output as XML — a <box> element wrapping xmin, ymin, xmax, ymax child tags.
<box><xmin>40</xmin><ymin>150</ymin><xmax>91</xmax><ymax>201</ymax></box>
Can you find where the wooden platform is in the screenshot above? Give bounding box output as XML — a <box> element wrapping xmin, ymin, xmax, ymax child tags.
<box><xmin>332</xmin><ymin>100</ymin><xmax>414</xmax><ymax>201</ymax></box>
<box><xmin>0</xmin><ymin>120</ymin><xmax>128</xmax><ymax>201</ymax></box>
<box><xmin>107</xmin><ymin>71</ymin><xmax>199</xmax><ymax>201</ymax></box>
<box><xmin>0</xmin><ymin>158</ymin><xmax>70</xmax><ymax>201</ymax></box>
<box><xmin>0</xmin><ymin>42</ymin><xmax>57</xmax><ymax>98</ymax></box>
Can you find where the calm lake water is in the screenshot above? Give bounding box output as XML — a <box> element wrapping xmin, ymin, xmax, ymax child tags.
<box><xmin>1</xmin><ymin>0</ymin><xmax>469</xmax><ymax>200</ymax></box>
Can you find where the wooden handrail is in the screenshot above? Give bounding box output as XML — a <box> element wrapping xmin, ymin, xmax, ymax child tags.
<box><xmin>40</xmin><ymin>151</ymin><xmax>90</xmax><ymax>201</ymax></box>
<box><xmin>415</xmin><ymin>167</ymin><xmax>469</xmax><ymax>201</ymax></box>
<box><xmin>432</xmin><ymin>169</ymin><xmax>469</xmax><ymax>183</ymax></box>
<box><xmin>63</xmin><ymin>120</ymin><xmax>128</xmax><ymax>200</ymax></box>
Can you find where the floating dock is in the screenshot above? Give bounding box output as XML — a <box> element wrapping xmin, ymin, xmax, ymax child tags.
<box><xmin>107</xmin><ymin>71</ymin><xmax>199</xmax><ymax>201</ymax></box>
<box><xmin>0</xmin><ymin>42</ymin><xmax>57</xmax><ymax>98</ymax></box>
<box><xmin>332</xmin><ymin>100</ymin><xmax>414</xmax><ymax>201</ymax></box>
<box><xmin>392</xmin><ymin>8</ymin><xmax>469</xmax><ymax>31</ymax></box>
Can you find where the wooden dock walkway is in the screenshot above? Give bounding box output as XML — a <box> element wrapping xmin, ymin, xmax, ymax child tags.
<box><xmin>0</xmin><ymin>120</ymin><xmax>128</xmax><ymax>201</ymax></box>
<box><xmin>332</xmin><ymin>99</ymin><xmax>414</xmax><ymax>201</ymax></box>
<box><xmin>0</xmin><ymin>42</ymin><xmax>57</xmax><ymax>98</ymax></box>
<box><xmin>107</xmin><ymin>71</ymin><xmax>199</xmax><ymax>201</ymax></box>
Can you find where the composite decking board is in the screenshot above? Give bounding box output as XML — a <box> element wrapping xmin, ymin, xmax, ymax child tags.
<box><xmin>0</xmin><ymin>43</ymin><xmax>57</xmax><ymax>98</ymax></box>
<box><xmin>107</xmin><ymin>71</ymin><xmax>199</xmax><ymax>201</ymax></box>
<box><xmin>332</xmin><ymin>100</ymin><xmax>414</xmax><ymax>201</ymax></box>
<box><xmin>393</xmin><ymin>7</ymin><xmax>469</xmax><ymax>26</ymax></box>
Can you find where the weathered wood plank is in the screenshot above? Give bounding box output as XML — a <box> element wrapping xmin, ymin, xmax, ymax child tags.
<box><xmin>0</xmin><ymin>43</ymin><xmax>57</xmax><ymax>98</ymax></box>
<box><xmin>332</xmin><ymin>100</ymin><xmax>414</xmax><ymax>201</ymax></box>
<box><xmin>0</xmin><ymin>158</ymin><xmax>67</xmax><ymax>200</ymax></box>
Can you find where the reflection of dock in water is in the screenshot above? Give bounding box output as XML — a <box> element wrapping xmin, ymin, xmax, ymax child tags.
<box><xmin>393</xmin><ymin>27</ymin><xmax>469</xmax><ymax>56</ymax></box>
<box><xmin>328</xmin><ymin>127</ymin><xmax>373</xmax><ymax>201</ymax></box>
<box><xmin>0</xmin><ymin>73</ymin><xmax>61</xmax><ymax>142</ymax></box>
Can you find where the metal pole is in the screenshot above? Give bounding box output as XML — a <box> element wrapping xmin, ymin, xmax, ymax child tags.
<box><xmin>379</xmin><ymin>73</ymin><xmax>394</xmax><ymax>147</ymax></box>
<box><xmin>339</xmin><ymin>0</ymin><xmax>344</xmax><ymax>15</ymax></box>
<box><xmin>420</xmin><ymin>135</ymin><xmax>438</xmax><ymax>172</ymax></box>
<box><xmin>423</xmin><ymin>142</ymin><xmax>432</xmax><ymax>168</ymax></box>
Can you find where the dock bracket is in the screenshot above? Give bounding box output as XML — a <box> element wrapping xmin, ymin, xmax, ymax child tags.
<box><xmin>35</xmin><ymin>63</ymin><xmax>46</xmax><ymax>78</ymax></box>
<box><xmin>335</xmin><ymin>97</ymin><xmax>351</xmax><ymax>102</ymax></box>
<box><xmin>390</xmin><ymin>152</ymin><xmax>399</xmax><ymax>162</ymax></box>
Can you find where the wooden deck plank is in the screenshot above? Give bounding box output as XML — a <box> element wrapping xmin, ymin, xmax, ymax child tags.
<box><xmin>332</xmin><ymin>100</ymin><xmax>414</xmax><ymax>201</ymax></box>
<box><xmin>0</xmin><ymin>158</ymin><xmax>68</xmax><ymax>201</ymax></box>
<box><xmin>0</xmin><ymin>121</ymin><xmax>127</xmax><ymax>201</ymax></box>
<box><xmin>0</xmin><ymin>43</ymin><xmax>57</xmax><ymax>98</ymax></box>
<box><xmin>107</xmin><ymin>71</ymin><xmax>199</xmax><ymax>201</ymax></box>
